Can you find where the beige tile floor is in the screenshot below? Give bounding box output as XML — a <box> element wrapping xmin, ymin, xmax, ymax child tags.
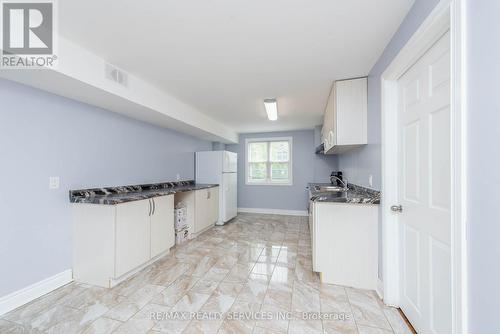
<box><xmin>0</xmin><ymin>213</ymin><xmax>413</xmax><ymax>334</ymax></box>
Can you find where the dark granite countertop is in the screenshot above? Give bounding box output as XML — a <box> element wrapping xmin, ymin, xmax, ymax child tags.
<box><xmin>70</xmin><ymin>180</ymin><xmax>218</xmax><ymax>205</ymax></box>
<box><xmin>308</xmin><ymin>183</ymin><xmax>380</xmax><ymax>204</ymax></box>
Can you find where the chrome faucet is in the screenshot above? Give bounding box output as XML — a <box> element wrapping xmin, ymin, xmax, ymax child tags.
<box><xmin>330</xmin><ymin>175</ymin><xmax>349</xmax><ymax>190</ymax></box>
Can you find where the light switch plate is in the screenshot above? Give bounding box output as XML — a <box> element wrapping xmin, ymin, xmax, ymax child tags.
<box><xmin>49</xmin><ymin>177</ymin><xmax>60</xmax><ymax>189</ymax></box>
<box><xmin>368</xmin><ymin>174</ymin><xmax>373</xmax><ymax>188</ymax></box>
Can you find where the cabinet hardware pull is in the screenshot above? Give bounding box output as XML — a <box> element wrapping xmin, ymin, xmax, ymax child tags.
<box><xmin>391</xmin><ymin>205</ymin><xmax>403</xmax><ymax>212</ymax></box>
<box><xmin>152</xmin><ymin>199</ymin><xmax>156</xmax><ymax>215</ymax></box>
<box><xmin>148</xmin><ymin>199</ymin><xmax>152</xmax><ymax>216</ymax></box>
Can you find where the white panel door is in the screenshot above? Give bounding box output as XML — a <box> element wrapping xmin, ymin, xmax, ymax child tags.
<box><xmin>150</xmin><ymin>195</ymin><xmax>175</xmax><ymax>258</ymax></box>
<box><xmin>397</xmin><ymin>31</ymin><xmax>451</xmax><ymax>334</ymax></box>
<box><xmin>115</xmin><ymin>199</ymin><xmax>151</xmax><ymax>278</ymax></box>
<box><xmin>222</xmin><ymin>172</ymin><xmax>237</xmax><ymax>222</ymax></box>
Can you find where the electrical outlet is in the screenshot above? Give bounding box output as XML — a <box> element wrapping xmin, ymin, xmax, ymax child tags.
<box><xmin>368</xmin><ymin>174</ymin><xmax>373</xmax><ymax>188</ymax></box>
<box><xmin>176</xmin><ymin>174</ymin><xmax>181</xmax><ymax>181</ymax></box>
<box><xmin>49</xmin><ymin>177</ymin><xmax>60</xmax><ymax>189</ymax></box>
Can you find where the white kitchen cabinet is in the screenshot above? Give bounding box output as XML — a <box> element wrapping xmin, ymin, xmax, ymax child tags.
<box><xmin>309</xmin><ymin>201</ymin><xmax>317</xmax><ymax>271</ymax></box>
<box><xmin>194</xmin><ymin>189</ymin><xmax>207</xmax><ymax>233</ymax></box>
<box><xmin>322</xmin><ymin>85</ymin><xmax>335</xmax><ymax>150</ymax></box>
<box><xmin>207</xmin><ymin>187</ymin><xmax>219</xmax><ymax>227</ymax></box>
<box><xmin>115</xmin><ymin>199</ymin><xmax>151</xmax><ymax>278</ymax></box>
<box><xmin>194</xmin><ymin>187</ymin><xmax>219</xmax><ymax>234</ymax></box>
<box><xmin>311</xmin><ymin>201</ymin><xmax>378</xmax><ymax>290</ymax></box>
<box><xmin>174</xmin><ymin>187</ymin><xmax>219</xmax><ymax>237</ymax></box>
<box><xmin>150</xmin><ymin>195</ymin><xmax>175</xmax><ymax>258</ymax></box>
<box><xmin>73</xmin><ymin>194</ymin><xmax>175</xmax><ymax>288</ymax></box>
<box><xmin>321</xmin><ymin>77</ymin><xmax>367</xmax><ymax>154</ymax></box>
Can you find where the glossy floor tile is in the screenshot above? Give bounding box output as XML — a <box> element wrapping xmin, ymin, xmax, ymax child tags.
<box><xmin>0</xmin><ymin>213</ymin><xmax>412</xmax><ymax>334</ymax></box>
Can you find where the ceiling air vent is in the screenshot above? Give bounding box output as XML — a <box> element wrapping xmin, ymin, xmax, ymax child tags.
<box><xmin>105</xmin><ymin>63</ymin><xmax>128</xmax><ymax>87</ymax></box>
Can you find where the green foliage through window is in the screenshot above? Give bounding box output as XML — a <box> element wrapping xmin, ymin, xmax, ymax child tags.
<box><xmin>247</xmin><ymin>139</ymin><xmax>291</xmax><ymax>184</ymax></box>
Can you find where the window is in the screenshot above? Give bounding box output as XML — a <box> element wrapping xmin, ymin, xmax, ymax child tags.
<box><xmin>246</xmin><ymin>137</ymin><xmax>292</xmax><ymax>185</ymax></box>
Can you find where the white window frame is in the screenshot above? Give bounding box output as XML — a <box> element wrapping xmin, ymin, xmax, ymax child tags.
<box><xmin>245</xmin><ymin>137</ymin><xmax>293</xmax><ymax>186</ymax></box>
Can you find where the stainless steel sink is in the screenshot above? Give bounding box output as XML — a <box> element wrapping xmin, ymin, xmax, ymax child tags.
<box><xmin>313</xmin><ymin>185</ymin><xmax>348</xmax><ymax>192</ymax></box>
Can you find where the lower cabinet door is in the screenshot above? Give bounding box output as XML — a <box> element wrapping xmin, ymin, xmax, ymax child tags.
<box><xmin>115</xmin><ymin>199</ymin><xmax>151</xmax><ymax>278</ymax></box>
<box><xmin>150</xmin><ymin>195</ymin><xmax>175</xmax><ymax>258</ymax></box>
<box><xmin>209</xmin><ymin>187</ymin><xmax>219</xmax><ymax>224</ymax></box>
<box><xmin>194</xmin><ymin>189</ymin><xmax>208</xmax><ymax>233</ymax></box>
<box><xmin>310</xmin><ymin>202</ymin><xmax>317</xmax><ymax>271</ymax></box>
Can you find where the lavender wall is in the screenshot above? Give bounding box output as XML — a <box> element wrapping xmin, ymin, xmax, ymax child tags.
<box><xmin>337</xmin><ymin>0</ymin><xmax>440</xmax><ymax>189</ymax></box>
<box><xmin>227</xmin><ymin>130</ymin><xmax>338</xmax><ymax>211</ymax></box>
<box><xmin>0</xmin><ymin>79</ymin><xmax>212</xmax><ymax>297</ymax></box>
<box><xmin>467</xmin><ymin>1</ymin><xmax>500</xmax><ymax>332</ymax></box>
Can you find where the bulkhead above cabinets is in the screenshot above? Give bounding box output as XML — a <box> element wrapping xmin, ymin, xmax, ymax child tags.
<box><xmin>320</xmin><ymin>77</ymin><xmax>368</xmax><ymax>155</ymax></box>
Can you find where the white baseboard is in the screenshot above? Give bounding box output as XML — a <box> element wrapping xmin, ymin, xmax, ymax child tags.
<box><xmin>0</xmin><ymin>269</ymin><xmax>73</xmax><ymax>316</ymax></box>
<box><xmin>238</xmin><ymin>207</ymin><xmax>308</xmax><ymax>217</ymax></box>
<box><xmin>376</xmin><ymin>278</ymin><xmax>384</xmax><ymax>300</ymax></box>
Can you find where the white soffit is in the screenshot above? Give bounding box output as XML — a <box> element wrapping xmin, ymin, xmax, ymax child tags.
<box><xmin>0</xmin><ymin>36</ymin><xmax>238</xmax><ymax>143</ymax></box>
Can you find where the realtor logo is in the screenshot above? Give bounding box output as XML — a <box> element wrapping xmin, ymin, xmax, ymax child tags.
<box><xmin>1</xmin><ymin>0</ymin><xmax>57</xmax><ymax>68</ymax></box>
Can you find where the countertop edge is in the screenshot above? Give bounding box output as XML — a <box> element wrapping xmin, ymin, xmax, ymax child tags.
<box><xmin>308</xmin><ymin>182</ymin><xmax>381</xmax><ymax>205</ymax></box>
<box><xmin>70</xmin><ymin>183</ymin><xmax>219</xmax><ymax>205</ymax></box>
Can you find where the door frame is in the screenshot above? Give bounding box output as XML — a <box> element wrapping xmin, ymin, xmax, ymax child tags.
<box><xmin>381</xmin><ymin>0</ymin><xmax>467</xmax><ymax>333</ymax></box>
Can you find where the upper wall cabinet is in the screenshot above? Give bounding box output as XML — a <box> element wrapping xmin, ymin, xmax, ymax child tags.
<box><xmin>321</xmin><ymin>77</ymin><xmax>368</xmax><ymax>154</ymax></box>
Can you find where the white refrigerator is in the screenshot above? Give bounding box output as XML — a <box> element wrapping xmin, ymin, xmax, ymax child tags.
<box><xmin>195</xmin><ymin>151</ymin><xmax>237</xmax><ymax>225</ymax></box>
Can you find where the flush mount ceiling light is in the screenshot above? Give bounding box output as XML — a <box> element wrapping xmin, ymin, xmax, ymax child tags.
<box><xmin>264</xmin><ymin>98</ymin><xmax>278</xmax><ymax>121</ymax></box>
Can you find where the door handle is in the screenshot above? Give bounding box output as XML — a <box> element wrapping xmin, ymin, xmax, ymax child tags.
<box><xmin>148</xmin><ymin>199</ymin><xmax>152</xmax><ymax>216</ymax></box>
<box><xmin>391</xmin><ymin>205</ymin><xmax>403</xmax><ymax>212</ymax></box>
<box><xmin>329</xmin><ymin>130</ymin><xmax>334</xmax><ymax>146</ymax></box>
<box><xmin>152</xmin><ymin>199</ymin><xmax>156</xmax><ymax>215</ymax></box>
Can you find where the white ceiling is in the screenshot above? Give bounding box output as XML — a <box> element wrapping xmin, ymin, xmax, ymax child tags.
<box><xmin>59</xmin><ymin>0</ymin><xmax>413</xmax><ymax>134</ymax></box>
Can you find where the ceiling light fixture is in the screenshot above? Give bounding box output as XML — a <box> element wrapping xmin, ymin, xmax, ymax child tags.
<box><xmin>264</xmin><ymin>98</ymin><xmax>278</xmax><ymax>121</ymax></box>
